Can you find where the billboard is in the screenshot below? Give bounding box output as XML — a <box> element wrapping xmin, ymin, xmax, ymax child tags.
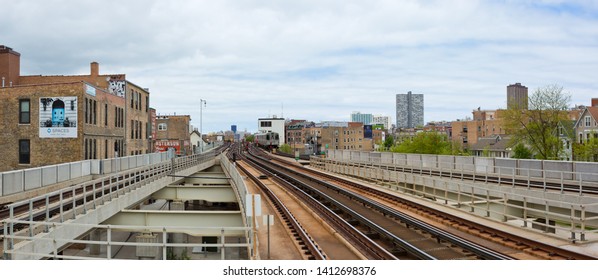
<box><xmin>150</xmin><ymin>109</ymin><xmax>157</xmax><ymax>140</ymax></box>
<box><xmin>155</xmin><ymin>140</ymin><xmax>180</xmax><ymax>153</ymax></box>
<box><xmin>364</xmin><ymin>125</ymin><xmax>373</xmax><ymax>139</ymax></box>
<box><xmin>39</xmin><ymin>97</ymin><xmax>78</xmax><ymax>138</ymax></box>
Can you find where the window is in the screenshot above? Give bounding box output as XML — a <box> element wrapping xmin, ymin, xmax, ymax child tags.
<box><xmin>85</xmin><ymin>98</ymin><xmax>89</xmax><ymax>124</ymax></box>
<box><xmin>19</xmin><ymin>139</ymin><xmax>30</xmax><ymax>164</ymax></box>
<box><xmin>19</xmin><ymin>99</ymin><xmax>30</xmax><ymax>124</ymax></box>
<box><xmin>146</xmin><ymin>96</ymin><xmax>149</xmax><ymax>112</ymax></box>
<box><xmin>93</xmin><ymin>139</ymin><xmax>97</xmax><ymax>159</ymax></box>
<box><xmin>93</xmin><ymin>100</ymin><xmax>97</xmax><ymax>125</ymax></box>
<box><xmin>158</xmin><ymin>123</ymin><xmax>167</xmax><ymax>131</ymax></box>
<box><xmin>260</xmin><ymin>121</ymin><xmax>272</xmax><ymax>127</ymax></box>
<box><xmin>586</xmin><ymin>116</ymin><xmax>592</xmax><ymax>127</ymax></box>
<box><xmin>104</xmin><ymin>104</ymin><xmax>108</xmax><ymax>126</ymax></box>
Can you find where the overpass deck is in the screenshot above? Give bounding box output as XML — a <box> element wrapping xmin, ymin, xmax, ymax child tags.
<box><xmin>2</xmin><ymin>152</ymin><xmax>252</xmax><ymax>260</ymax></box>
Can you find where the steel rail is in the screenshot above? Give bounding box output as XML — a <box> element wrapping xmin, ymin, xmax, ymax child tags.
<box><xmin>282</xmin><ymin>156</ymin><xmax>597</xmax><ymax>260</ymax></box>
<box><xmin>236</xmin><ymin>160</ymin><xmax>327</xmax><ymax>260</ymax></box>
<box><xmin>241</xmin><ymin>149</ymin><xmax>397</xmax><ymax>260</ymax></box>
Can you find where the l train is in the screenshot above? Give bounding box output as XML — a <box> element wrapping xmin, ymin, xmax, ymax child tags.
<box><xmin>255</xmin><ymin>132</ymin><xmax>280</xmax><ymax>149</ymax></box>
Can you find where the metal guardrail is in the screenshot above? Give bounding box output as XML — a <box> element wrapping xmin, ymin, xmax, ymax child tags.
<box><xmin>1</xmin><ymin>152</ymin><xmax>171</xmax><ymax>199</ymax></box>
<box><xmin>2</xmin><ymin>151</ymin><xmax>220</xmax><ymax>259</ymax></box>
<box><xmin>326</xmin><ymin>150</ymin><xmax>598</xmax><ymax>184</ymax></box>
<box><xmin>311</xmin><ymin>156</ymin><xmax>598</xmax><ymax>242</ymax></box>
<box><xmin>4</xmin><ymin>220</ymin><xmax>250</xmax><ymax>260</ymax></box>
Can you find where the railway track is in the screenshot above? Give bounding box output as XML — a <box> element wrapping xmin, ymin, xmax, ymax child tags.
<box><xmin>242</xmin><ymin>146</ymin><xmax>516</xmax><ymax>260</ymax></box>
<box><xmin>266</xmin><ymin>150</ymin><xmax>596</xmax><ymax>260</ymax></box>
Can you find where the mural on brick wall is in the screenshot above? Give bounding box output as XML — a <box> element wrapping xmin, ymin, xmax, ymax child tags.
<box><xmin>108</xmin><ymin>79</ymin><xmax>126</xmax><ymax>97</ymax></box>
<box><xmin>39</xmin><ymin>96</ymin><xmax>78</xmax><ymax>138</ymax></box>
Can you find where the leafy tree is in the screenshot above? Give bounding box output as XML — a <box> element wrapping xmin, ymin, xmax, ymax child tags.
<box><xmin>482</xmin><ymin>145</ymin><xmax>490</xmax><ymax>157</ymax></box>
<box><xmin>390</xmin><ymin>132</ymin><xmax>451</xmax><ymax>154</ymax></box>
<box><xmin>278</xmin><ymin>144</ymin><xmax>292</xmax><ymax>154</ymax></box>
<box><xmin>511</xmin><ymin>143</ymin><xmax>533</xmax><ymax>159</ymax></box>
<box><xmin>573</xmin><ymin>138</ymin><xmax>598</xmax><ymax>162</ymax></box>
<box><xmin>244</xmin><ymin>135</ymin><xmax>255</xmax><ymax>143</ymax></box>
<box><xmin>383</xmin><ymin>135</ymin><xmax>394</xmax><ymax>149</ymax></box>
<box><xmin>503</xmin><ymin>84</ymin><xmax>571</xmax><ymax>160</ymax></box>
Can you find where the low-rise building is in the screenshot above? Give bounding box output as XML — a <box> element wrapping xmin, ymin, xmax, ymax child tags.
<box><xmin>154</xmin><ymin>114</ymin><xmax>191</xmax><ymax>156</ymax></box>
<box><xmin>258</xmin><ymin>116</ymin><xmax>285</xmax><ymax>145</ymax></box>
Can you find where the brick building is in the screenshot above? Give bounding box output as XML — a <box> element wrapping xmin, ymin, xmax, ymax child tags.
<box><xmin>0</xmin><ymin>81</ymin><xmax>125</xmax><ymax>171</ymax></box>
<box><xmin>154</xmin><ymin>115</ymin><xmax>191</xmax><ymax>156</ymax></box>
<box><xmin>1</xmin><ymin>45</ymin><xmax>151</xmax><ymax>157</ymax></box>
<box><xmin>307</xmin><ymin>122</ymin><xmax>373</xmax><ymax>153</ymax></box>
<box><xmin>451</xmin><ymin>109</ymin><xmax>506</xmax><ymax>148</ymax></box>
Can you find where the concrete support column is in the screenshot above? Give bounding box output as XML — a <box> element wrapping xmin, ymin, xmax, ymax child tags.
<box><xmin>136</xmin><ymin>232</ymin><xmax>159</xmax><ymax>260</ymax></box>
<box><xmin>169</xmin><ymin>200</ymin><xmax>187</xmax><ymax>258</ymax></box>
<box><xmin>89</xmin><ymin>229</ymin><xmax>102</xmax><ymax>256</ymax></box>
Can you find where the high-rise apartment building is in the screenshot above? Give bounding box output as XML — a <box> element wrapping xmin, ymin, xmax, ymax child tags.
<box><xmin>507</xmin><ymin>83</ymin><xmax>528</xmax><ymax>110</ymax></box>
<box><xmin>350</xmin><ymin>112</ymin><xmax>373</xmax><ymax>125</ymax></box>
<box><xmin>372</xmin><ymin>115</ymin><xmax>392</xmax><ymax>129</ymax></box>
<box><xmin>396</xmin><ymin>91</ymin><xmax>424</xmax><ymax>129</ymax></box>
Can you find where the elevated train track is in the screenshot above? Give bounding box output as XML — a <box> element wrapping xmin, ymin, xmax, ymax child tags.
<box><xmin>313</xmin><ymin>157</ymin><xmax>598</xmax><ymax>196</ymax></box>
<box><xmin>242</xmin><ymin>146</ymin><xmax>519</xmax><ymax>260</ymax></box>
<box><xmin>263</xmin><ymin>149</ymin><xmax>596</xmax><ymax>260</ymax></box>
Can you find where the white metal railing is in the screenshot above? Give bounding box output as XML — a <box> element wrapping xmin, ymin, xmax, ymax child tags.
<box><xmin>3</xmin><ymin>151</ymin><xmax>218</xmax><ymax>259</ymax></box>
<box><xmin>311</xmin><ymin>156</ymin><xmax>598</xmax><ymax>242</ymax></box>
<box><xmin>322</xmin><ymin>151</ymin><xmax>598</xmax><ymax>195</ymax></box>
<box><xmin>3</xmin><ymin>220</ymin><xmax>250</xmax><ymax>260</ymax></box>
<box><xmin>219</xmin><ymin>153</ymin><xmax>255</xmax><ymax>258</ymax></box>
<box><xmin>1</xmin><ymin>152</ymin><xmax>171</xmax><ymax>198</ymax></box>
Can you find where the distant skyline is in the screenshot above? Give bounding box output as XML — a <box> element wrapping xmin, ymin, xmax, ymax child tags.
<box><xmin>2</xmin><ymin>0</ymin><xmax>597</xmax><ymax>133</ymax></box>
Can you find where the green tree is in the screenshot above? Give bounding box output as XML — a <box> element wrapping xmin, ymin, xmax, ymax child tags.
<box><xmin>511</xmin><ymin>143</ymin><xmax>533</xmax><ymax>159</ymax></box>
<box><xmin>383</xmin><ymin>135</ymin><xmax>394</xmax><ymax>149</ymax></box>
<box><xmin>503</xmin><ymin>84</ymin><xmax>571</xmax><ymax>160</ymax></box>
<box><xmin>573</xmin><ymin>138</ymin><xmax>598</xmax><ymax>162</ymax></box>
<box><xmin>244</xmin><ymin>135</ymin><xmax>255</xmax><ymax>143</ymax></box>
<box><xmin>390</xmin><ymin>132</ymin><xmax>451</xmax><ymax>154</ymax></box>
<box><xmin>279</xmin><ymin>144</ymin><xmax>292</xmax><ymax>154</ymax></box>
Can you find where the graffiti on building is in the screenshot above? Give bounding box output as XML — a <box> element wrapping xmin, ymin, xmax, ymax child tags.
<box><xmin>108</xmin><ymin>79</ymin><xmax>126</xmax><ymax>97</ymax></box>
<box><xmin>39</xmin><ymin>96</ymin><xmax>78</xmax><ymax>138</ymax></box>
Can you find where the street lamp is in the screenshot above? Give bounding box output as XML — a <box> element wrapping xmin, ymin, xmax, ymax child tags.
<box><xmin>200</xmin><ymin>99</ymin><xmax>206</xmax><ymax>153</ymax></box>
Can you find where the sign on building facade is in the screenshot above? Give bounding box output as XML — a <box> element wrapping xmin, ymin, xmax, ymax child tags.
<box><xmin>39</xmin><ymin>96</ymin><xmax>78</xmax><ymax>138</ymax></box>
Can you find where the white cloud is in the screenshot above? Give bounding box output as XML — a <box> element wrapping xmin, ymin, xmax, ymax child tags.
<box><xmin>1</xmin><ymin>0</ymin><xmax>597</xmax><ymax>132</ymax></box>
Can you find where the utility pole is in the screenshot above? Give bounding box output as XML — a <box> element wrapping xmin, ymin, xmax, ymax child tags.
<box><xmin>200</xmin><ymin>99</ymin><xmax>206</xmax><ymax>153</ymax></box>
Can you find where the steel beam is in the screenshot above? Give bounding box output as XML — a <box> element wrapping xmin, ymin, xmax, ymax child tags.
<box><xmin>152</xmin><ymin>185</ymin><xmax>237</xmax><ymax>202</ymax></box>
<box><xmin>103</xmin><ymin>210</ymin><xmax>245</xmax><ymax>236</ymax></box>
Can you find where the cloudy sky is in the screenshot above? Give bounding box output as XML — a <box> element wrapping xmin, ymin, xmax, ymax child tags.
<box><xmin>2</xmin><ymin>0</ymin><xmax>597</xmax><ymax>133</ymax></box>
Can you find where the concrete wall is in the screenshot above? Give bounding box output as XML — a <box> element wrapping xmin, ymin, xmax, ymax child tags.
<box><xmin>544</xmin><ymin>160</ymin><xmax>573</xmax><ymax>180</ymax></box>
<box><xmin>518</xmin><ymin>159</ymin><xmax>543</xmax><ymax>177</ymax></box>
<box><xmin>438</xmin><ymin>155</ymin><xmax>454</xmax><ymax>169</ymax></box>
<box><xmin>1</xmin><ymin>152</ymin><xmax>170</xmax><ymax>199</ymax></box>
<box><xmin>574</xmin><ymin>162</ymin><xmax>598</xmax><ymax>182</ymax></box>
<box><xmin>474</xmin><ymin>157</ymin><xmax>494</xmax><ymax>174</ymax></box>
<box><xmin>421</xmin><ymin>155</ymin><xmax>437</xmax><ymax>168</ymax></box>
<box><xmin>455</xmin><ymin>156</ymin><xmax>474</xmax><ymax>171</ymax></box>
<box><xmin>321</xmin><ymin>149</ymin><xmax>598</xmax><ymax>184</ymax></box>
<box><xmin>3</xmin><ymin>171</ymin><xmax>24</xmax><ymax>195</ymax></box>
<box><xmin>495</xmin><ymin>158</ymin><xmax>517</xmax><ymax>176</ymax></box>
